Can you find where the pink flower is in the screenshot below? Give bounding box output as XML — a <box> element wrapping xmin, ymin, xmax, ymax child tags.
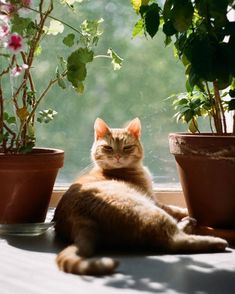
<box><xmin>0</xmin><ymin>1</ymin><xmax>16</xmax><ymax>16</ymax></box>
<box><xmin>0</xmin><ymin>22</ymin><xmax>9</xmax><ymax>38</ymax></box>
<box><xmin>7</xmin><ymin>33</ymin><xmax>23</xmax><ymax>52</ymax></box>
<box><xmin>21</xmin><ymin>0</ymin><xmax>32</xmax><ymax>7</ymax></box>
<box><xmin>11</xmin><ymin>64</ymin><xmax>28</xmax><ymax>77</ymax></box>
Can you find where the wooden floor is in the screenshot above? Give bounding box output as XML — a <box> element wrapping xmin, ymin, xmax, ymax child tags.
<box><xmin>1</xmin><ymin>209</ymin><xmax>235</xmax><ymax>294</ymax></box>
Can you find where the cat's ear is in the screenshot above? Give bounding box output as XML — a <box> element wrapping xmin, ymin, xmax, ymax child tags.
<box><xmin>94</xmin><ymin>118</ymin><xmax>110</xmax><ymax>139</ymax></box>
<box><xmin>127</xmin><ymin>118</ymin><xmax>141</xmax><ymax>139</ymax></box>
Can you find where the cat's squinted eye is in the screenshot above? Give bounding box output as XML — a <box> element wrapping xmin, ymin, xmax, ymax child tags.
<box><xmin>102</xmin><ymin>145</ymin><xmax>113</xmax><ymax>152</ymax></box>
<box><xmin>123</xmin><ymin>145</ymin><xmax>135</xmax><ymax>152</ymax></box>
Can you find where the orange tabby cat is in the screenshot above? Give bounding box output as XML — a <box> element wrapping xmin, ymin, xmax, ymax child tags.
<box><xmin>54</xmin><ymin>118</ymin><xmax>228</xmax><ymax>276</ymax></box>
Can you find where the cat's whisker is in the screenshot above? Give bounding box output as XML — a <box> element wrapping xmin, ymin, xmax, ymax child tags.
<box><xmin>77</xmin><ymin>162</ymin><xmax>96</xmax><ymax>176</ymax></box>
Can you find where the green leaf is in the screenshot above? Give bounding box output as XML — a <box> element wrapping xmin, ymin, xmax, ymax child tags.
<box><xmin>176</xmin><ymin>98</ymin><xmax>189</xmax><ymax>106</ymax></box>
<box><xmin>131</xmin><ymin>0</ymin><xmax>150</xmax><ymax>13</ymax></box>
<box><xmin>11</xmin><ymin>15</ymin><xmax>32</xmax><ymax>36</ymax></box>
<box><xmin>68</xmin><ymin>48</ymin><xmax>94</xmax><ymax>64</ymax></box>
<box><xmin>19</xmin><ymin>141</ymin><xmax>35</xmax><ymax>154</ymax></box>
<box><xmin>63</xmin><ymin>33</ymin><xmax>75</xmax><ymax>47</ymax></box>
<box><xmin>163</xmin><ymin>0</ymin><xmax>174</xmax><ymax>21</ymax></box>
<box><xmin>3</xmin><ymin>112</ymin><xmax>9</xmax><ymax>121</ymax></box>
<box><xmin>27</xmin><ymin>90</ymin><xmax>36</xmax><ymax>106</ymax></box>
<box><xmin>67</xmin><ymin>62</ymin><xmax>87</xmax><ymax>86</ymax></box>
<box><xmin>132</xmin><ymin>19</ymin><xmax>144</xmax><ymax>37</ymax></box>
<box><xmin>228</xmin><ymin>99</ymin><xmax>235</xmax><ymax>110</ymax></box>
<box><xmin>75</xmin><ymin>81</ymin><xmax>85</xmax><ymax>94</ymax></box>
<box><xmin>34</xmin><ymin>45</ymin><xmax>42</xmax><ymax>56</ymax></box>
<box><xmin>7</xmin><ymin>116</ymin><xmax>16</xmax><ymax>124</ymax></box>
<box><xmin>196</xmin><ymin>0</ymin><xmax>228</xmax><ymax>26</ymax></box>
<box><xmin>56</xmin><ymin>68</ymin><xmax>66</xmax><ymax>89</ymax></box>
<box><xmin>185</xmin><ymin>34</ymin><xmax>217</xmax><ymax>81</ymax></box>
<box><xmin>163</xmin><ymin>20</ymin><xmax>177</xmax><ymax>36</ymax></box>
<box><xmin>229</xmin><ymin>89</ymin><xmax>235</xmax><ymax>98</ymax></box>
<box><xmin>186</xmin><ymin>78</ymin><xmax>193</xmax><ymax>92</ymax></box>
<box><xmin>58</xmin><ymin>78</ymin><xmax>66</xmax><ymax>89</ymax></box>
<box><xmin>66</xmin><ymin>48</ymin><xmax>94</xmax><ymax>87</ymax></box>
<box><xmin>58</xmin><ymin>57</ymin><xmax>67</xmax><ymax>71</ymax></box>
<box><xmin>107</xmin><ymin>48</ymin><xmax>123</xmax><ymax>70</ymax></box>
<box><xmin>27</xmin><ymin>123</ymin><xmax>35</xmax><ymax>138</ymax></box>
<box><xmin>184</xmin><ymin>109</ymin><xmax>194</xmax><ymax>123</ymax></box>
<box><xmin>144</xmin><ymin>3</ymin><xmax>160</xmax><ymax>38</ymax></box>
<box><xmin>37</xmin><ymin>109</ymin><xmax>58</xmax><ymax>124</ymax></box>
<box><xmin>131</xmin><ymin>0</ymin><xmax>142</xmax><ymax>13</ymax></box>
<box><xmin>80</xmin><ymin>18</ymin><xmax>103</xmax><ymax>46</ymax></box>
<box><xmin>164</xmin><ymin>35</ymin><xmax>172</xmax><ymax>46</ymax></box>
<box><xmin>171</xmin><ymin>0</ymin><xmax>194</xmax><ymax>32</ymax></box>
<box><xmin>81</xmin><ymin>18</ymin><xmax>103</xmax><ymax>36</ymax></box>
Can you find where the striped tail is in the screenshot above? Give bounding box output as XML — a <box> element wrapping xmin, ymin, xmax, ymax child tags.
<box><xmin>56</xmin><ymin>245</ymin><xmax>119</xmax><ymax>276</ymax></box>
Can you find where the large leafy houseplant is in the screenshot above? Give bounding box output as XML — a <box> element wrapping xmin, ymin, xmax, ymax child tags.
<box><xmin>130</xmin><ymin>0</ymin><xmax>235</xmax><ymax>238</ymax></box>
<box><xmin>131</xmin><ymin>0</ymin><xmax>235</xmax><ymax>134</ymax></box>
<box><xmin>0</xmin><ymin>0</ymin><xmax>122</xmax><ymax>154</ymax></box>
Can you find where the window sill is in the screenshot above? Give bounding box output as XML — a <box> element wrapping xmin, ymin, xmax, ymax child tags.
<box><xmin>50</xmin><ymin>187</ymin><xmax>186</xmax><ymax>208</ymax></box>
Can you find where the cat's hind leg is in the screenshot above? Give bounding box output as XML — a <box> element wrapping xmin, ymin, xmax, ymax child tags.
<box><xmin>157</xmin><ymin>203</ymin><xmax>188</xmax><ymax>221</ymax></box>
<box><xmin>169</xmin><ymin>231</ymin><xmax>228</xmax><ymax>253</ymax></box>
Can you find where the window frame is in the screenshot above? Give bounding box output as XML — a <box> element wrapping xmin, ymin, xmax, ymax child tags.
<box><xmin>49</xmin><ymin>187</ymin><xmax>185</xmax><ymax>208</ymax></box>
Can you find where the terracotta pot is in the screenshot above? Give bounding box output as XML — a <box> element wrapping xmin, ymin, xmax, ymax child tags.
<box><xmin>0</xmin><ymin>148</ymin><xmax>64</xmax><ymax>224</ymax></box>
<box><xmin>169</xmin><ymin>133</ymin><xmax>235</xmax><ymax>229</ymax></box>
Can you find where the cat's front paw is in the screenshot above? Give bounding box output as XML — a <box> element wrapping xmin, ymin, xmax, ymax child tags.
<box><xmin>178</xmin><ymin>216</ymin><xmax>197</xmax><ymax>234</ymax></box>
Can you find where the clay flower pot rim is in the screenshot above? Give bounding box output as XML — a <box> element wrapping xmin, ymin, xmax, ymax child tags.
<box><xmin>0</xmin><ymin>147</ymin><xmax>64</xmax><ymax>168</ymax></box>
<box><xmin>169</xmin><ymin>132</ymin><xmax>235</xmax><ymax>157</ymax></box>
<box><xmin>169</xmin><ymin>132</ymin><xmax>235</xmax><ymax>138</ymax></box>
<box><xmin>0</xmin><ymin>147</ymin><xmax>64</xmax><ymax>156</ymax></box>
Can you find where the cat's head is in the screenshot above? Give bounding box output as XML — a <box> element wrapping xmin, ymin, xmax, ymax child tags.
<box><xmin>91</xmin><ymin>118</ymin><xmax>144</xmax><ymax>169</ymax></box>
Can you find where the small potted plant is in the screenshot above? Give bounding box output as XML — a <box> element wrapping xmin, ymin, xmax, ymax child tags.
<box><xmin>130</xmin><ymin>0</ymin><xmax>235</xmax><ymax>241</ymax></box>
<box><xmin>0</xmin><ymin>0</ymin><xmax>122</xmax><ymax>224</ymax></box>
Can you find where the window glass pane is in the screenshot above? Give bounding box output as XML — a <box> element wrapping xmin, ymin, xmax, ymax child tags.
<box><xmin>35</xmin><ymin>1</ymin><xmax>192</xmax><ymax>186</ymax></box>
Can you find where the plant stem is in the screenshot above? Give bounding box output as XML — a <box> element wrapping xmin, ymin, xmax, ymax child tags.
<box><xmin>233</xmin><ymin>113</ymin><xmax>235</xmax><ymax>135</ymax></box>
<box><xmin>192</xmin><ymin>117</ymin><xmax>200</xmax><ymax>133</ymax></box>
<box><xmin>21</xmin><ymin>52</ymin><xmax>36</xmax><ymax>124</ymax></box>
<box><xmin>28</xmin><ymin>7</ymin><xmax>82</xmax><ymax>35</ymax></box>
<box><xmin>208</xmin><ymin>115</ymin><xmax>214</xmax><ymax>133</ymax></box>
<box><xmin>0</xmin><ymin>78</ymin><xmax>5</xmax><ymax>152</ymax></box>
<box><xmin>16</xmin><ymin>0</ymin><xmax>54</xmax><ymax>148</ymax></box>
<box><xmin>26</xmin><ymin>76</ymin><xmax>61</xmax><ymax>124</ymax></box>
<box><xmin>94</xmin><ymin>55</ymin><xmax>112</xmax><ymax>59</ymax></box>
<box><xmin>205</xmin><ymin>82</ymin><xmax>218</xmax><ymax>133</ymax></box>
<box><xmin>213</xmin><ymin>80</ymin><xmax>226</xmax><ymax>134</ymax></box>
<box><xmin>27</xmin><ymin>1</ymin><xmax>53</xmax><ymax>68</ymax></box>
<box><xmin>3</xmin><ymin>122</ymin><xmax>16</xmax><ymax>152</ymax></box>
<box><xmin>0</xmin><ymin>55</ymin><xmax>16</xmax><ymax>77</ymax></box>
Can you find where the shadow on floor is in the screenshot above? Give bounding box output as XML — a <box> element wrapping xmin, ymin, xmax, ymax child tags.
<box><xmin>2</xmin><ymin>229</ymin><xmax>65</xmax><ymax>253</ymax></box>
<box><xmin>3</xmin><ymin>230</ymin><xmax>235</xmax><ymax>294</ymax></box>
<box><xmin>105</xmin><ymin>254</ymin><xmax>235</xmax><ymax>294</ymax></box>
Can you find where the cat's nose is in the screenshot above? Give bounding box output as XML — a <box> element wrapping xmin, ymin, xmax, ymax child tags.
<box><xmin>115</xmin><ymin>154</ymin><xmax>121</xmax><ymax>161</ymax></box>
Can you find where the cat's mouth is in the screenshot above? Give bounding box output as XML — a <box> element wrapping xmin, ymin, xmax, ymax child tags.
<box><xmin>113</xmin><ymin>159</ymin><xmax>129</xmax><ymax>168</ymax></box>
